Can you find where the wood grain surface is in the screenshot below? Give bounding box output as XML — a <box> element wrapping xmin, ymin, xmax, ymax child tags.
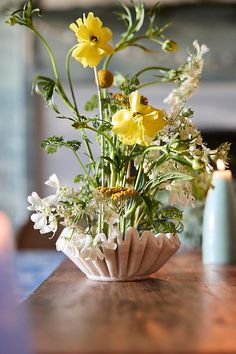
<box><xmin>25</xmin><ymin>252</ymin><xmax>236</xmax><ymax>354</ymax></box>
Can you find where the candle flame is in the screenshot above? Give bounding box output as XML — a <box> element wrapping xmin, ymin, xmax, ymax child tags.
<box><xmin>217</xmin><ymin>159</ymin><xmax>225</xmax><ymax>171</ymax></box>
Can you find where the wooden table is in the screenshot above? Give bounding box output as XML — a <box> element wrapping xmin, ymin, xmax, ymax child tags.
<box><xmin>25</xmin><ymin>252</ymin><xmax>236</xmax><ymax>354</ymax></box>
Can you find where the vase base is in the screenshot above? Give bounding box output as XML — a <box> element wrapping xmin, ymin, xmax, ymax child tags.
<box><xmin>86</xmin><ymin>274</ymin><xmax>149</xmax><ymax>282</ymax></box>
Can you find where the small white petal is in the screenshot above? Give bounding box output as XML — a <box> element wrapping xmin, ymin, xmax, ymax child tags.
<box><xmin>31</xmin><ymin>213</ymin><xmax>43</xmax><ymax>222</ymax></box>
<box><xmin>27</xmin><ymin>192</ymin><xmax>42</xmax><ymax>206</ymax></box>
<box><xmin>35</xmin><ymin>215</ymin><xmax>47</xmax><ymax>230</ymax></box>
<box><xmin>45</xmin><ymin>174</ymin><xmax>60</xmax><ymax>189</ymax></box>
<box><xmin>43</xmin><ymin>194</ymin><xmax>58</xmax><ymax>206</ymax></box>
<box><xmin>27</xmin><ymin>205</ymin><xmax>37</xmax><ymax>211</ymax></box>
<box><xmin>193</xmin><ymin>40</ymin><xmax>200</xmax><ymax>52</ymax></box>
<box><xmin>200</xmin><ymin>44</ymin><xmax>209</xmax><ymax>55</ymax></box>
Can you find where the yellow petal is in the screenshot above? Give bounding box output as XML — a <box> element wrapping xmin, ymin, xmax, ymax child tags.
<box><xmin>72</xmin><ymin>43</ymin><xmax>102</xmax><ymax>68</ymax></box>
<box><xmin>112</xmin><ymin>93</ymin><xmax>167</xmax><ymax>146</ymax></box>
<box><xmin>69</xmin><ymin>23</ymin><xmax>78</xmax><ymax>33</ymax></box>
<box><xmin>112</xmin><ymin>110</ymin><xmax>146</xmax><ymax>146</ymax></box>
<box><xmin>143</xmin><ymin>113</ymin><xmax>166</xmax><ymax>140</ymax></box>
<box><xmin>76</xmin><ymin>23</ymin><xmax>90</xmax><ymax>42</ymax></box>
<box><xmin>112</xmin><ymin>109</ymin><xmax>132</xmax><ymax>126</ymax></box>
<box><xmin>76</xmin><ymin>18</ymin><xmax>83</xmax><ymax>27</ymax></box>
<box><xmin>129</xmin><ymin>90</ymin><xmax>141</xmax><ymax>113</ymax></box>
<box><xmin>100</xmin><ymin>27</ymin><xmax>113</xmax><ymax>42</ymax></box>
<box><xmin>98</xmin><ymin>42</ymin><xmax>114</xmax><ymax>55</ymax></box>
<box><xmin>84</xmin><ymin>12</ymin><xmax>103</xmax><ymax>32</ymax></box>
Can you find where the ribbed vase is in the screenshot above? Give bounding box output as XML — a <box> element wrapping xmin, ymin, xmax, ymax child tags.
<box><xmin>56</xmin><ymin>227</ymin><xmax>181</xmax><ymax>281</ymax></box>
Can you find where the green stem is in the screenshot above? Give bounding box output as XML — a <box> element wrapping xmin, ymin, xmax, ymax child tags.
<box><xmin>172</xmin><ymin>155</ymin><xmax>193</xmax><ymax>167</ymax></box>
<box><xmin>94</xmin><ymin>68</ymin><xmax>104</xmax><ymax>185</ymax></box>
<box><xmin>66</xmin><ymin>47</ymin><xmax>96</xmax><ymax>173</ymax></box>
<box><xmin>72</xmin><ymin>150</ymin><xmax>96</xmax><ymax>188</ymax></box>
<box><xmin>135</xmin><ymin>66</ymin><xmax>170</xmax><ymax>77</ymax></box>
<box><xmin>103</xmin><ymin>54</ymin><xmax>113</xmax><ymax>70</ymax></box>
<box><xmin>146</xmin><ymin>153</ymin><xmax>169</xmax><ymax>176</ymax></box>
<box><xmin>94</xmin><ymin>67</ymin><xmax>104</xmax><ymax>233</ymax></box>
<box><xmin>32</xmin><ymin>28</ymin><xmax>59</xmax><ymax>80</ymax></box>
<box><xmin>32</xmin><ymin>28</ymin><xmax>76</xmax><ymax>113</ymax></box>
<box><xmin>81</xmin><ymin>129</ymin><xmax>95</xmax><ymax>170</ymax></box>
<box><xmin>124</xmin><ymin>201</ymin><xmax>139</xmax><ymax>219</ymax></box>
<box><xmin>137</xmin><ymin>79</ymin><xmax>165</xmax><ymax>90</ymax></box>
<box><xmin>66</xmin><ymin>45</ymin><xmax>79</xmax><ymax>114</ymax></box>
<box><xmin>134</xmin><ymin>156</ymin><xmax>144</xmax><ymax>190</ymax></box>
<box><xmin>134</xmin><ymin>143</ymin><xmax>162</xmax><ymax>190</ymax></box>
<box><xmin>86</xmin><ymin>126</ymin><xmax>116</xmax><ymax>150</ymax></box>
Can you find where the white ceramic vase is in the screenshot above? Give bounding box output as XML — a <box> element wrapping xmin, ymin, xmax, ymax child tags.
<box><xmin>56</xmin><ymin>227</ymin><xmax>180</xmax><ymax>281</ymax></box>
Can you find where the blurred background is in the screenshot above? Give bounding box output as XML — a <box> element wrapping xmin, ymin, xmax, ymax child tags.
<box><xmin>0</xmin><ymin>0</ymin><xmax>236</xmax><ymax>248</ymax></box>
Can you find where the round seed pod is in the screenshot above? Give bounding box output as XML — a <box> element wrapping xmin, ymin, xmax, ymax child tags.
<box><xmin>98</xmin><ymin>69</ymin><xmax>114</xmax><ymax>88</ymax></box>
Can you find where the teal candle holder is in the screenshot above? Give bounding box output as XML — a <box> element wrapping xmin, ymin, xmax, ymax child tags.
<box><xmin>202</xmin><ymin>168</ymin><xmax>236</xmax><ymax>264</ymax></box>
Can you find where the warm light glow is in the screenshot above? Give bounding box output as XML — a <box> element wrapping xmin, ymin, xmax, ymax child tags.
<box><xmin>0</xmin><ymin>212</ymin><xmax>13</xmax><ymax>251</ymax></box>
<box><xmin>217</xmin><ymin>159</ymin><xmax>225</xmax><ymax>171</ymax></box>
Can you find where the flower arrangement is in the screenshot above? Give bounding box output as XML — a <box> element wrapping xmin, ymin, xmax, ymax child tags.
<box><xmin>8</xmin><ymin>1</ymin><xmax>229</xmax><ymax>265</ymax></box>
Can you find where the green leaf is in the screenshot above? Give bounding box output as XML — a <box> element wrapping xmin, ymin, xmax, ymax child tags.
<box><xmin>32</xmin><ymin>76</ymin><xmax>59</xmax><ymax>113</ymax></box>
<box><xmin>41</xmin><ymin>136</ymin><xmax>64</xmax><ymax>154</ymax></box>
<box><xmin>140</xmin><ymin>195</ymin><xmax>154</xmax><ymax>223</ymax></box>
<box><xmin>134</xmin><ymin>1</ymin><xmax>145</xmax><ymax>32</ymax></box>
<box><xmin>154</xmin><ymin>206</ymin><xmax>184</xmax><ymax>234</ymax></box>
<box><xmin>148</xmin><ymin>2</ymin><xmax>160</xmax><ymax>21</ymax></box>
<box><xmin>6</xmin><ymin>0</ymin><xmax>41</xmax><ymax>28</ymax></box>
<box><xmin>85</xmin><ymin>95</ymin><xmax>98</xmax><ymax>112</ymax></box>
<box><xmin>97</xmin><ymin>121</ymin><xmax>112</xmax><ymax>132</ymax></box>
<box><xmin>136</xmin><ymin>171</ymin><xmax>145</xmax><ymax>192</ymax></box>
<box><xmin>101</xmin><ymin>156</ymin><xmax>119</xmax><ymax>170</ymax></box>
<box><xmin>154</xmin><ymin>221</ymin><xmax>177</xmax><ymax>234</ymax></box>
<box><xmin>41</xmin><ymin>136</ymin><xmax>81</xmax><ymax>154</ymax></box>
<box><xmin>144</xmin><ymin>172</ymin><xmax>193</xmax><ymax>192</ymax></box>
<box><xmin>65</xmin><ymin>140</ymin><xmax>82</xmax><ymax>152</ymax></box>
<box><xmin>74</xmin><ymin>174</ymin><xmax>85</xmax><ymax>183</ymax></box>
<box><xmin>158</xmin><ymin>207</ymin><xmax>183</xmax><ymax>222</ymax></box>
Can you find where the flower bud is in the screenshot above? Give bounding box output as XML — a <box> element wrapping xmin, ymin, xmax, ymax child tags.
<box><xmin>7</xmin><ymin>16</ymin><xmax>17</xmax><ymax>26</ymax></box>
<box><xmin>98</xmin><ymin>69</ymin><xmax>114</xmax><ymax>88</ymax></box>
<box><xmin>162</xmin><ymin>40</ymin><xmax>178</xmax><ymax>53</ymax></box>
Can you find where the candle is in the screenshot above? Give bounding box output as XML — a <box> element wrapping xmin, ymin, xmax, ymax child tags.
<box><xmin>202</xmin><ymin>160</ymin><xmax>236</xmax><ymax>264</ymax></box>
<box><xmin>212</xmin><ymin>159</ymin><xmax>232</xmax><ymax>179</ymax></box>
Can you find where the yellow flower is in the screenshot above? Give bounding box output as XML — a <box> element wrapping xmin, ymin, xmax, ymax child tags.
<box><xmin>112</xmin><ymin>91</ymin><xmax>167</xmax><ymax>146</ymax></box>
<box><xmin>70</xmin><ymin>12</ymin><xmax>114</xmax><ymax>68</ymax></box>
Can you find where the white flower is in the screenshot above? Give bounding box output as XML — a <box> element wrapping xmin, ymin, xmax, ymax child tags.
<box><xmin>27</xmin><ymin>191</ymin><xmax>58</xmax><ymax>235</ymax></box>
<box><xmin>164</xmin><ymin>41</ymin><xmax>209</xmax><ymax>119</ymax></box>
<box><xmin>80</xmin><ymin>235</ymin><xmax>104</xmax><ymax>261</ymax></box>
<box><xmin>27</xmin><ymin>192</ymin><xmax>58</xmax><ymax>211</ymax></box>
<box><xmin>56</xmin><ymin>228</ymin><xmax>117</xmax><ymax>262</ymax></box>
<box><xmin>80</xmin><ymin>233</ymin><xmax>117</xmax><ymax>261</ymax></box>
<box><xmin>193</xmin><ymin>40</ymin><xmax>209</xmax><ymax>56</ymax></box>
<box><xmin>30</xmin><ymin>212</ymin><xmax>58</xmax><ymax>234</ymax></box>
<box><xmin>27</xmin><ymin>192</ymin><xmax>43</xmax><ymax>211</ymax></box>
<box><xmin>31</xmin><ymin>212</ymin><xmax>47</xmax><ymax>230</ymax></box>
<box><xmin>56</xmin><ymin>227</ymin><xmax>82</xmax><ymax>255</ymax></box>
<box><xmin>45</xmin><ymin>173</ymin><xmax>60</xmax><ymax>190</ymax></box>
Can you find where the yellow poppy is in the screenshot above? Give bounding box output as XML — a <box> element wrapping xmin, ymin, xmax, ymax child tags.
<box><xmin>112</xmin><ymin>91</ymin><xmax>167</xmax><ymax>146</ymax></box>
<box><xmin>70</xmin><ymin>12</ymin><xmax>114</xmax><ymax>68</ymax></box>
